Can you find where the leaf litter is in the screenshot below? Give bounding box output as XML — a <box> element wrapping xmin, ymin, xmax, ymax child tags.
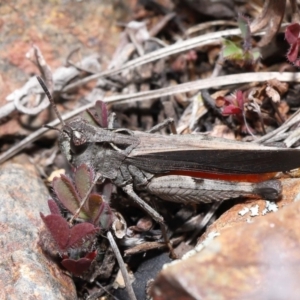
<box><xmin>2</xmin><ymin>1</ymin><xmax>300</xmax><ymax>299</ymax></box>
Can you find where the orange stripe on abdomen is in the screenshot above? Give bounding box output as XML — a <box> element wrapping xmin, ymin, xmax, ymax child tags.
<box><xmin>167</xmin><ymin>170</ymin><xmax>277</xmax><ymax>182</ymax></box>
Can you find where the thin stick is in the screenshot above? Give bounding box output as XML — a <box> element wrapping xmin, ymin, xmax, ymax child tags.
<box><xmin>61</xmin><ymin>24</ymin><xmax>290</xmax><ymax>93</ymax></box>
<box><xmin>107</xmin><ymin>231</ymin><xmax>137</xmax><ymax>300</ymax></box>
<box><xmin>61</xmin><ymin>27</ymin><xmax>266</xmax><ymax>92</ymax></box>
<box><xmin>86</xmin><ymin>282</ymin><xmax>117</xmax><ymax>300</ymax></box>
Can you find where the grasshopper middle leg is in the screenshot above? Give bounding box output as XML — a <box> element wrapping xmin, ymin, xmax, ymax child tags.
<box><xmin>122</xmin><ymin>184</ymin><xmax>176</xmax><ymax>258</ymax></box>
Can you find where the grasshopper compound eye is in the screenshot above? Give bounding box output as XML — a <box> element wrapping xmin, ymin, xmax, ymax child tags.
<box><xmin>70</xmin><ymin>130</ymin><xmax>88</xmax><ymax>154</ymax></box>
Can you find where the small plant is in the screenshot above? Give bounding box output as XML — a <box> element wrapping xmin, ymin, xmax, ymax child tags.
<box><xmin>40</xmin><ymin>163</ymin><xmax>114</xmax><ymax>276</ymax></box>
<box><xmin>83</xmin><ymin>100</ymin><xmax>108</xmax><ymax>128</ymax></box>
<box><xmin>41</xmin><ymin>200</ymin><xmax>99</xmax><ymax>253</ymax></box>
<box><xmin>39</xmin><ymin>101</ymin><xmax>114</xmax><ymax>277</ymax></box>
<box><xmin>222</xmin><ymin>14</ymin><xmax>260</xmax><ymax>66</ymax></box>
<box><xmin>52</xmin><ymin>164</ymin><xmax>112</xmax><ymax>226</ymax></box>
<box><xmin>216</xmin><ymin>90</ymin><xmax>258</xmax><ymax>135</ymax></box>
<box><xmin>40</xmin><ymin>200</ymin><xmax>100</xmax><ymax>276</ymax></box>
<box><xmin>285</xmin><ymin>23</ymin><xmax>300</xmax><ymax>67</ymax></box>
<box><xmin>220</xmin><ymin>90</ymin><xmax>246</xmax><ymax>116</ymax></box>
<box><xmin>61</xmin><ymin>250</ymin><xmax>97</xmax><ymax>277</ymax></box>
<box><xmin>216</xmin><ymin>82</ymin><xmax>286</xmax><ymax>136</ymax></box>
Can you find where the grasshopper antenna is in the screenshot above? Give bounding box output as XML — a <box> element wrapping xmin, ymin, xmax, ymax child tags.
<box><xmin>44</xmin><ymin>124</ymin><xmax>61</xmax><ymax>132</ymax></box>
<box><xmin>36</xmin><ymin>76</ymin><xmax>66</xmax><ymax>127</ymax></box>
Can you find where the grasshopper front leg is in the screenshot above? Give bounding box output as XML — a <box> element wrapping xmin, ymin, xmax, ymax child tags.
<box><xmin>146</xmin><ymin>118</ymin><xmax>177</xmax><ymax>134</ymax></box>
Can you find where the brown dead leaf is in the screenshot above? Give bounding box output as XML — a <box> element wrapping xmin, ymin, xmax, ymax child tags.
<box><xmin>267</xmin><ymin>78</ymin><xmax>288</xmax><ymax>95</ymax></box>
<box><xmin>250</xmin><ymin>0</ymin><xmax>286</xmax><ymax>47</ymax></box>
<box><xmin>209</xmin><ymin>124</ymin><xmax>235</xmax><ymax>140</ymax></box>
<box><xmin>265</xmin><ymin>86</ymin><xmax>280</xmax><ymax>103</ymax></box>
<box><xmin>278</xmin><ymin>100</ymin><xmax>289</xmax><ymax>116</ymax></box>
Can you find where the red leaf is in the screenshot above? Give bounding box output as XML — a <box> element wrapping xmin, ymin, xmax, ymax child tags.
<box><xmin>68</xmin><ymin>223</ymin><xmax>99</xmax><ymax>249</ymax></box>
<box><xmin>84</xmin><ymin>250</ymin><xmax>97</xmax><ymax>260</ymax></box>
<box><xmin>95</xmin><ymin>100</ymin><xmax>108</xmax><ymax>128</ymax></box>
<box><xmin>41</xmin><ymin>212</ymin><xmax>98</xmax><ymax>252</ymax></box>
<box><xmin>40</xmin><ymin>213</ymin><xmax>70</xmax><ymax>252</ymax></box>
<box><xmin>222</xmin><ymin>105</ymin><xmax>242</xmax><ymax>115</ymax></box>
<box><xmin>287</xmin><ymin>42</ymin><xmax>300</xmax><ymax>63</ymax></box>
<box><xmin>222</xmin><ymin>98</ymin><xmax>233</xmax><ymax>106</ymax></box>
<box><xmin>48</xmin><ymin>199</ymin><xmax>61</xmax><ymax>215</ymax></box>
<box><xmin>285</xmin><ymin>23</ymin><xmax>300</xmax><ymax>45</ymax></box>
<box><xmin>61</xmin><ymin>257</ymin><xmax>92</xmax><ymax>276</ymax></box>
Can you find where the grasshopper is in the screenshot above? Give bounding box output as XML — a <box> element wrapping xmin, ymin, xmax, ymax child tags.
<box><xmin>37</xmin><ymin>76</ymin><xmax>300</xmax><ymax>244</ymax></box>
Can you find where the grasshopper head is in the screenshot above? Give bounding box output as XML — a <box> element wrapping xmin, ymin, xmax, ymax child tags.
<box><xmin>58</xmin><ymin>118</ymin><xmax>91</xmax><ymax>163</ymax></box>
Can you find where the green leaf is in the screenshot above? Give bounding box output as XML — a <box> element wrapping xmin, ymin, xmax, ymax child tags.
<box><xmin>98</xmin><ymin>202</ymin><xmax>113</xmax><ymax>230</ymax></box>
<box><xmin>238</xmin><ymin>14</ymin><xmax>250</xmax><ymax>42</ymax></box>
<box><xmin>223</xmin><ymin>39</ymin><xmax>244</xmax><ymax>60</ymax></box>
<box><xmin>251</xmin><ymin>48</ymin><xmax>261</xmax><ymax>61</ymax></box>
<box><xmin>81</xmin><ymin>110</ymin><xmax>99</xmax><ymax>127</ymax></box>
<box><xmin>75</xmin><ymin>164</ymin><xmax>93</xmax><ymax>199</ymax></box>
<box><xmin>53</xmin><ymin>175</ymin><xmax>88</xmax><ymax>219</ymax></box>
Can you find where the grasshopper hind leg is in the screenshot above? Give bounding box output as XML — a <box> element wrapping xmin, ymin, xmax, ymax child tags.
<box><xmin>146</xmin><ymin>175</ymin><xmax>282</xmax><ymax>203</ymax></box>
